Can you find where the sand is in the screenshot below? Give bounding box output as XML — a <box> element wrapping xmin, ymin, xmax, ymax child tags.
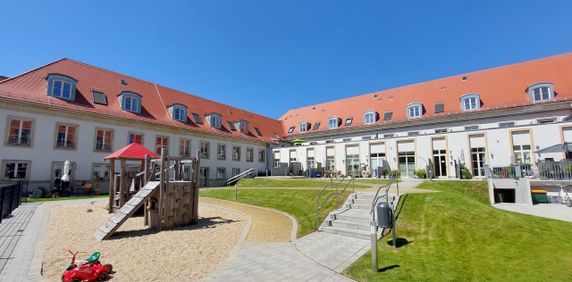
<box><xmin>201</xmin><ymin>197</ymin><xmax>294</xmax><ymax>242</ymax></box>
<box><xmin>42</xmin><ymin>201</ymin><xmax>245</xmax><ymax>282</ymax></box>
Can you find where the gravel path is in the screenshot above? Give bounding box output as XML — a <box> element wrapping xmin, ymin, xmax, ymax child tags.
<box><xmin>200</xmin><ymin>197</ymin><xmax>294</xmax><ymax>242</ymax></box>
<box><xmin>42</xmin><ymin>201</ymin><xmax>245</xmax><ymax>282</ymax></box>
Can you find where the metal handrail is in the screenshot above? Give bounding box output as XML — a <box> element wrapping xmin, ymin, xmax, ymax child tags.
<box><xmin>226</xmin><ymin>168</ymin><xmax>255</xmax><ymax>185</ymax></box>
<box><xmin>370</xmin><ymin>176</ymin><xmax>398</xmax><ymax>214</ymax></box>
<box><xmin>315</xmin><ymin>176</ymin><xmax>354</xmax><ymax>229</ymax></box>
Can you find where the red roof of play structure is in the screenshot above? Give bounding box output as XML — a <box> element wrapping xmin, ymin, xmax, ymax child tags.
<box><xmin>104</xmin><ymin>143</ymin><xmax>159</xmax><ymax>160</ymax></box>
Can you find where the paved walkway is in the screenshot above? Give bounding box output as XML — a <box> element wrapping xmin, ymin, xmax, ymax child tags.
<box><xmin>0</xmin><ymin>203</ymin><xmax>38</xmax><ymax>277</ymax></box>
<box><xmin>494</xmin><ymin>203</ymin><xmax>572</xmax><ymax>222</ymax></box>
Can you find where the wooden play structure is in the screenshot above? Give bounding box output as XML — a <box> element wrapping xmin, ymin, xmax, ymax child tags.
<box><xmin>95</xmin><ymin>145</ymin><xmax>200</xmax><ymax>240</ymax></box>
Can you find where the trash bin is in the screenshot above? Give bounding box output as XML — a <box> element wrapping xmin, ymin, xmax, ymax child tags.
<box><xmin>376</xmin><ymin>202</ymin><xmax>393</xmax><ymax>228</ymax></box>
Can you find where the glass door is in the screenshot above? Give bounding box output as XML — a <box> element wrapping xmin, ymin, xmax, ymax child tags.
<box><xmin>433</xmin><ymin>150</ymin><xmax>447</xmax><ymax>177</ymax></box>
<box><xmin>398</xmin><ymin>152</ymin><xmax>415</xmax><ymax>177</ymax></box>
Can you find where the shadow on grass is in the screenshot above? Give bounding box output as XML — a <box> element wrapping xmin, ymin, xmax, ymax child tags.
<box><xmin>378</xmin><ymin>264</ymin><xmax>400</xmax><ymax>272</ymax></box>
<box><xmin>107</xmin><ymin>216</ymin><xmax>238</xmax><ymax>240</ymax></box>
<box><xmin>386</xmin><ymin>237</ymin><xmax>411</xmax><ymax>248</ymax></box>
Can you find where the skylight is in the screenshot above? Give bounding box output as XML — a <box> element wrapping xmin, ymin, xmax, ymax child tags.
<box><xmin>254</xmin><ymin>127</ymin><xmax>262</xmax><ymax>136</ymax></box>
<box><xmin>192</xmin><ymin>113</ymin><xmax>203</xmax><ymax>124</ymax></box>
<box><xmin>313</xmin><ymin>122</ymin><xmax>320</xmax><ymax>130</ymax></box>
<box><xmin>227</xmin><ymin>121</ymin><xmax>236</xmax><ymax>130</ymax></box>
<box><xmin>92</xmin><ymin>91</ymin><xmax>107</xmax><ymax>105</ymax></box>
<box><xmin>288</xmin><ymin>126</ymin><xmax>295</xmax><ymax>133</ymax></box>
<box><xmin>345</xmin><ymin>118</ymin><xmax>353</xmax><ymax>126</ymax></box>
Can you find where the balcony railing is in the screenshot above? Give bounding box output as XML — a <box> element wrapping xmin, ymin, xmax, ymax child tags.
<box><xmin>486</xmin><ymin>160</ymin><xmax>572</xmax><ymax>180</ymax></box>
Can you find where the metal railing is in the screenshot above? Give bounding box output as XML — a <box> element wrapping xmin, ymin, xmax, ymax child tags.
<box><xmin>315</xmin><ymin>176</ymin><xmax>355</xmax><ymax>229</ymax></box>
<box><xmin>537</xmin><ymin>160</ymin><xmax>572</xmax><ymax>180</ymax></box>
<box><xmin>486</xmin><ymin>161</ymin><xmax>572</xmax><ymax>180</ymax></box>
<box><xmin>370</xmin><ymin>176</ymin><xmax>399</xmax><ymax>214</ymax></box>
<box><xmin>226</xmin><ymin>168</ymin><xmax>255</xmax><ymax>186</ymax></box>
<box><xmin>0</xmin><ymin>181</ymin><xmax>25</xmax><ymax>223</ymax></box>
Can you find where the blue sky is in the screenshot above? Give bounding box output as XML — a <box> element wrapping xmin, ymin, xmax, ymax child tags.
<box><xmin>1</xmin><ymin>1</ymin><xmax>571</xmax><ymax>119</ymax></box>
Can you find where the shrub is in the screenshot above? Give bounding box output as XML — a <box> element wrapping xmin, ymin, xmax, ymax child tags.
<box><xmin>461</xmin><ymin>167</ymin><xmax>473</xmax><ymax>179</ymax></box>
<box><xmin>415</xmin><ymin>169</ymin><xmax>427</xmax><ymax>179</ymax></box>
<box><xmin>388</xmin><ymin>169</ymin><xmax>401</xmax><ymax>179</ymax></box>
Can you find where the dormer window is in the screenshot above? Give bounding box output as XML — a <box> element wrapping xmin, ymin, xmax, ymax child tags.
<box><xmin>407</xmin><ymin>103</ymin><xmax>423</xmax><ymax>119</ymax></box>
<box><xmin>527</xmin><ymin>83</ymin><xmax>554</xmax><ymax>102</ymax></box>
<box><xmin>47</xmin><ymin>74</ymin><xmax>77</xmax><ymax>101</ymax></box>
<box><xmin>119</xmin><ymin>92</ymin><xmax>142</xmax><ymax>114</ymax></box>
<box><xmin>460</xmin><ymin>94</ymin><xmax>480</xmax><ymax>112</ymax></box>
<box><xmin>363</xmin><ymin>111</ymin><xmax>376</xmax><ymax>125</ymax></box>
<box><xmin>170</xmin><ymin>104</ymin><xmax>188</xmax><ymax>122</ymax></box>
<box><xmin>328</xmin><ymin>117</ymin><xmax>339</xmax><ymax>129</ymax></box>
<box><xmin>235</xmin><ymin>120</ymin><xmax>249</xmax><ymax>133</ymax></box>
<box><xmin>207</xmin><ymin>113</ymin><xmax>222</xmax><ymax>129</ymax></box>
<box><xmin>299</xmin><ymin>122</ymin><xmax>308</xmax><ymax>133</ymax></box>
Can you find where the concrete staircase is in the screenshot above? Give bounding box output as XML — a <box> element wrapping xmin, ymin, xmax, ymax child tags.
<box><xmin>319</xmin><ymin>192</ymin><xmax>397</xmax><ymax>240</ymax></box>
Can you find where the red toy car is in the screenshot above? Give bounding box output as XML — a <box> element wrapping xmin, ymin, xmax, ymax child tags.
<box><xmin>62</xmin><ymin>250</ymin><xmax>113</xmax><ymax>282</ymax></box>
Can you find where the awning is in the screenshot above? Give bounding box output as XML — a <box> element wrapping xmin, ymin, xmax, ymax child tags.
<box><xmin>535</xmin><ymin>143</ymin><xmax>572</xmax><ymax>154</ymax></box>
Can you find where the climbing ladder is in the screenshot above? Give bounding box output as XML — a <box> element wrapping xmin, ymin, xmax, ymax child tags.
<box><xmin>95</xmin><ymin>181</ymin><xmax>160</xmax><ymax>240</ymax></box>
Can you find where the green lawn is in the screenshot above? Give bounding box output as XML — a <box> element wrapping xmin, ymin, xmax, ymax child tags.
<box><xmin>200</xmin><ymin>188</ymin><xmax>348</xmax><ymax>237</ymax></box>
<box><xmin>236</xmin><ymin>177</ymin><xmax>385</xmax><ymax>189</ymax></box>
<box><xmin>24</xmin><ymin>195</ymin><xmax>108</xmax><ymax>203</ymax></box>
<box><xmin>346</xmin><ymin>181</ymin><xmax>572</xmax><ymax>281</ymax></box>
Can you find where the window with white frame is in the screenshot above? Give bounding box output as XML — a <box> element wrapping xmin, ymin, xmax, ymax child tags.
<box><xmin>95</xmin><ymin>128</ymin><xmax>113</xmax><ymax>152</ymax></box>
<box><xmin>232</xmin><ymin>168</ymin><xmax>241</xmax><ymax>176</ymax></box>
<box><xmin>179</xmin><ymin>138</ymin><xmax>191</xmax><ymax>157</ymax></box>
<box><xmin>171</xmin><ymin>105</ymin><xmax>188</xmax><ymax>122</ymax></box>
<box><xmin>208</xmin><ymin>113</ymin><xmax>222</xmax><ymax>129</ymax></box>
<box><xmin>328</xmin><ymin>117</ymin><xmax>338</xmax><ymax>129</ymax></box>
<box><xmin>6</xmin><ymin>118</ymin><xmax>32</xmax><ymax>146</ymax></box>
<box><xmin>2</xmin><ymin>160</ymin><xmax>30</xmax><ymax>180</ymax></box>
<box><xmin>200</xmin><ymin>141</ymin><xmax>210</xmax><ymax>159</ymax></box>
<box><xmin>299</xmin><ymin>122</ymin><xmax>308</xmax><ymax>133</ymax></box>
<box><xmin>55</xmin><ymin>123</ymin><xmax>77</xmax><ymax>149</ymax></box>
<box><xmin>460</xmin><ymin>94</ymin><xmax>480</xmax><ymax>111</ymax></box>
<box><xmin>92</xmin><ymin>163</ymin><xmax>110</xmax><ymax>181</ymax></box>
<box><xmin>528</xmin><ymin>83</ymin><xmax>554</xmax><ymax>102</ymax></box>
<box><xmin>246</xmin><ymin>147</ymin><xmax>254</xmax><ymax>162</ymax></box>
<box><xmin>216</xmin><ymin>167</ymin><xmax>226</xmax><ymax>180</ymax></box>
<box><xmin>363</xmin><ymin>111</ymin><xmax>376</xmax><ymax>125</ymax></box>
<box><xmin>120</xmin><ymin>92</ymin><xmax>142</xmax><ymax>113</ymax></box>
<box><xmin>232</xmin><ymin>145</ymin><xmax>241</xmax><ymax>161</ymax></box>
<box><xmin>258</xmin><ymin>149</ymin><xmax>266</xmax><ymax>162</ymax></box>
<box><xmin>47</xmin><ymin>74</ymin><xmax>76</xmax><ymax>101</ymax></box>
<box><xmin>217</xmin><ymin>144</ymin><xmax>226</xmax><ymax>160</ymax></box>
<box><xmin>235</xmin><ymin>120</ymin><xmax>249</xmax><ymax>133</ymax></box>
<box><xmin>155</xmin><ymin>136</ymin><xmax>169</xmax><ymax>155</ymax></box>
<box><xmin>407</xmin><ymin>103</ymin><xmax>423</xmax><ymax>118</ymax></box>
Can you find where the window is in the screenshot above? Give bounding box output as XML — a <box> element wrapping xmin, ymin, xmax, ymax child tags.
<box><xmin>217</xmin><ymin>144</ymin><xmax>226</xmax><ymax>160</ymax></box>
<box><xmin>128</xmin><ymin>132</ymin><xmax>143</xmax><ymax>144</ymax></box>
<box><xmin>343</xmin><ymin>138</ymin><xmax>352</xmax><ymax>142</ymax></box>
<box><xmin>362</xmin><ymin>136</ymin><xmax>372</xmax><ymax>140</ymax></box>
<box><xmin>408</xmin><ymin>131</ymin><xmax>419</xmax><ymax>136</ymax></box>
<box><xmin>92</xmin><ymin>91</ymin><xmax>107</xmax><ymax>105</ymax></box>
<box><xmin>95</xmin><ymin>128</ymin><xmax>113</xmax><ymax>152</ymax></box>
<box><xmin>232</xmin><ymin>168</ymin><xmax>241</xmax><ymax>177</ymax></box>
<box><xmin>465</xmin><ymin>125</ymin><xmax>479</xmax><ymax>131</ymax></box>
<box><xmin>2</xmin><ymin>160</ymin><xmax>30</xmax><ymax>180</ymax></box>
<box><xmin>236</xmin><ymin>120</ymin><xmax>249</xmax><ymax>133</ymax></box>
<box><xmin>192</xmin><ymin>113</ymin><xmax>203</xmax><ymax>124</ymax></box>
<box><xmin>6</xmin><ymin>118</ymin><xmax>32</xmax><ymax>146</ymax></box>
<box><xmin>363</xmin><ymin>111</ymin><xmax>376</xmax><ymax>125</ymax></box>
<box><xmin>180</xmin><ymin>138</ymin><xmax>191</xmax><ymax>157</ymax></box>
<box><xmin>171</xmin><ymin>105</ymin><xmax>188</xmax><ymax>122</ymax></box>
<box><xmin>383</xmin><ymin>112</ymin><xmax>393</xmax><ymax>121</ymax></box>
<box><xmin>227</xmin><ymin>121</ymin><xmax>236</xmax><ymax>130</ymax></box>
<box><xmin>119</xmin><ymin>92</ymin><xmax>142</xmax><ymax>114</ymax></box>
<box><xmin>47</xmin><ymin>74</ymin><xmax>76</xmax><ymax>101</ymax></box>
<box><xmin>435</xmin><ymin>103</ymin><xmax>445</xmax><ymax>113</ymax></box>
<box><xmin>55</xmin><ymin>123</ymin><xmax>77</xmax><ymax>149</ymax></box>
<box><xmin>384</xmin><ymin>134</ymin><xmax>394</xmax><ymax>138</ymax></box>
<box><xmin>216</xmin><ymin>167</ymin><xmax>226</xmax><ymax>180</ymax></box>
<box><xmin>538</xmin><ymin>118</ymin><xmax>556</xmax><ymax>124</ymax></box>
<box><xmin>299</xmin><ymin>122</ymin><xmax>308</xmax><ymax>133</ymax></box>
<box><xmin>345</xmin><ymin>118</ymin><xmax>353</xmax><ymax>126</ymax></box>
<box><xmin>246</xmin><ymin>147</ymin><xmax>254</xmax><ymax>162</ymax></box>
<box><xmin>232</xmin><ymin>145</ymin><xmax>241</xmax><ymax>161</ymax></box>
<box><xmin>407</xmin><ymin>103</ymin><xmax>422</xmax><ymax>119</ymax></box>
<box><xmin>513</xmin><ymin>144</ymin><xmax>532</xmax><ymax>164</ymax></box>
<box><xmin>254</xmin><ymin>127</ymin><xmax>262</xmax><ymax>136</ymax></box>
<box><xmin>199</xmin><ymin>141</ymin><xmax>210</xmax><ymax>159</ymax></box>
<box><xmin>288</xmin><ymin>127</ymin><xmax>295</xmax><ymax>134</ymax></box>
<box><xmin>312</xmin><ymin>123</ymin><xmax>320</xmax><ymax>131</ymax></box>
<box><xmin>328</xmin><ymin>117</ymin><xmax>339</xmax><ymax>129</ymax></box>
<box><xmin>207</xmin><ymin>113</ymin><xmax>222</xmax><ymax>129</ymax></box>
<box><xmin>528</xmin><ymin>83</ymin><xmax>554</xmax><ymax>102</ymax></box>
<box><xmin>155</xmin><ymin>136</ymin><xmax>169</xmax><ymax>154</ymax></box>
<box><xmin>258</xmin><ymin>149</ymin><xmax>266</xmax><ymax>162</ymax></box>
<box><xmin>435</xmin><ymin>128</ymin><xmax>447</xmax><ymax>134</ymax></box>
<box><xmin>92</xmin><ymin>163</ymin><xmax>110</xmax><ymax>181</ymax></box>
<box><xmin>499</xmin><ymin>122</ymin><xmax>515</xmax><ymax>128</ymax></box>
<box><xmin>460</xmin><ymin>94</ymin><xmax>480</xmax><ymax>111</ymax></box>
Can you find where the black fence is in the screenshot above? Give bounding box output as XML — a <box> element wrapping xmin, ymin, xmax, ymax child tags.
<box><xmin>0</xmin><ymin>181</ymin><xmax>25</xmax><ymax>223</ymax></box>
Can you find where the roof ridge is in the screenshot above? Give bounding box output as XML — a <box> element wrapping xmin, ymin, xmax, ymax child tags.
<box><xmin>279</xmin><ymin>51</ymin><xmax>572</xmax><ymax>117</ymax></box>
<box><xmin>0</xmin><ymin>58</ymin><xmax>68</xmax><ymax>85</ymax></box>
<box><xmin>63</xmin><ymin>58</ymin><xmax>281</xmax><ymax>122</ymax></box>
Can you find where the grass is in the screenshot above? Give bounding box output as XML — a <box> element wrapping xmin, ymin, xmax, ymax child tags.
<box><xmin>236</xmin><ymin>177</ymin><xmax>387</xmax><ymax>188</ymax></box>
<box><xmin>200</xmin><ymin>188</ymin><xmax>348</xmax><ymax>237</ymax></box>
<box><xmin>346</xmin><ymin>180</ymin><xmax>572</xmax><ymax>281</ymax></box>
<box><xmin>24</xmin><ymin>195</ymin><xmax>108</xmax><ymax>203</ymax></box>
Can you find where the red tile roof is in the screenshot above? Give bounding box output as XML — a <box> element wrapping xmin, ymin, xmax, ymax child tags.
<box><xmin>280</xmin><ymin>52</ymin><xmax>572</xmax><ymax>136</ymax></box>
<box><xmin>0</xmin><ymin>59</ymin><xmax>284</xmax><ymax>143</ymax></box>
<box><xmin>104</xmin><ymin>143</ymin><xmax>159</xmax><ymax>160</ymax></box>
